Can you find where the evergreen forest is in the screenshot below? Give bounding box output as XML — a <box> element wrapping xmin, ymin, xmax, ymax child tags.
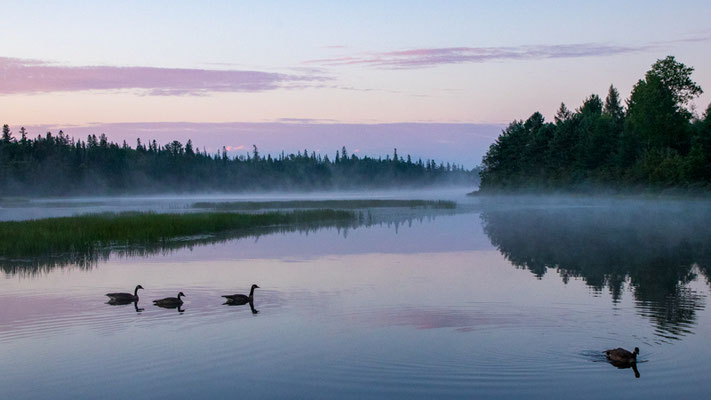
<box><xmin>0</xmin><ymin>129</ymin><xmax>476</xmax><ymax>196</ymax></box>
<box><xmin>478</xmin><ymin>56</ymin><xmax>711</xmax><ymax>193</ymax></box>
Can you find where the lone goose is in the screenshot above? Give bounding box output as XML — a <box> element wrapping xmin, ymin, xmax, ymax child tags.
<box><xmin>605</xmin><ymin>347</ymin><xmax>639</xmax><ymax>363</ymax></box>
<box><xmin>222</xmin><ymin>284</ymin><xmax>259</xmax><ymax>305</ymax></box>
<box><xmin>106</xmin><ymin>285</ymin><xmax>144</xmax><ymax>304</ymax></box>
<box><xmin>153</xmin><ymin>292</ymin><xmax>185</xmax><ymax>308</ymax></box>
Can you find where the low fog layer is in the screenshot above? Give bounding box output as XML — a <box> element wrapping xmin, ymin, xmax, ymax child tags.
<box><xmin>0</xmin><ymin>187</ymin><xmax>475</xmax><ymax>222</ymax></box>
<box><xmin>0</xmin><ymin>130</ymin><xmax>479</xmax><ymax>197</ymax></box>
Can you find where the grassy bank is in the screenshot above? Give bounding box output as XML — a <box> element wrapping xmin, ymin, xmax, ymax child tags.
<box><xmin>193</xmin><ymin>199</ymin><xmax>456</xmax><ymax>211</ymax></box>
<box><xmin>0</xmin><ymin>209</ymin><xmax>355</xmax><ymax>258</ymax></box>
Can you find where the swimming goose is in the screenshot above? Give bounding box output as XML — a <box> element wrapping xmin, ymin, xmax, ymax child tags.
<box><xmin>222</xmin><ymin>284</ymin><xmax>259</xmax><ymax>305</ymax></box>
<box><xmin>605</xmin><ymin>347</ymin><xmax>639</xmax><ymax>363</ymax></box>
<box><xmin>153</xmin><ymin>292</ymin><xmax>185</xmax><ymax>308</ymax></box>
<box><xmin>106</xmin><ymin>285</ymin><xmax>144</xmax><ymax>304</ymax></box>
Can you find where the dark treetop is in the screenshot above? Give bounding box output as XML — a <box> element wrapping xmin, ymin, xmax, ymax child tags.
<box><xmin>0</xmin><ymin>133</ymin><xmax>478</xmax><ymax>196</ymax></box>
<box><xmin>478</xmin><ymin>56</ymin><xmax>710</xmax><ymax>193</ymax></box>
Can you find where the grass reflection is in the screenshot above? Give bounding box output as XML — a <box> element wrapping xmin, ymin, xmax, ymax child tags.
<box><xmin>0</xmin><ymin>209</ymin><xmax>355</xmax><ymax>276</ymax></box>
<box><xmin>193</xmin><ymin>199</ymin><xmax>457</xmax><ymax>210</ymax></box>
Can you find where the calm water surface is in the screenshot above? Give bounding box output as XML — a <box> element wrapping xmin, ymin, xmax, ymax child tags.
<box><xmin>2</xmin><ymin>194</ymin><xmax>711</xmax><ymax>399</ymax></box>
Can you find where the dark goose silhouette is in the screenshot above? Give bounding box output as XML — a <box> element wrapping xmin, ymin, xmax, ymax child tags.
<box><xmin>605</xmin><ymin>347</ymin><xmax>639</xmax><ymax>363</ymax></box>
<box><xmin>604</xmin><ymin>347</ymin><xmax>641</xmax><ymax>378</ymax></box>
<box><xmin>222</xmin><ymin>284</ymin><xmax>259</xmax><ymax>305</ymax></box>
<box><xmin>153</xmin><ymin>292</ymin><xmax>185</xmax><ymax>308</ymax></box>
<box><xmin>106</xmin><ymin>285</ymin><xmax>144</xmax><ymax>305</ymax></box>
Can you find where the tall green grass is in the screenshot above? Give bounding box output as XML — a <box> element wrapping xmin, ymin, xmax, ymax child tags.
<box><xmin>193</xmin><ymin>199</ymin><xmax>456</xmax><ymax>210</ymax></box>
<box><xmin>0</xmin><ymin>209</ymin><xmax>355</xmax><ymax>258</ymax></box>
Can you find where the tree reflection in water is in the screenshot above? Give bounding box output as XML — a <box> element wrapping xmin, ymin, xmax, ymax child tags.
<box><xmin>479</xmin><ymin>199</ymin><xmax>711</xmax><ymax>341</ymax></box>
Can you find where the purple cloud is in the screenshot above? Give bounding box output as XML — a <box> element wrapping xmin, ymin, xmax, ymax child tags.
<box><xmin>0</xmin><ymin>57</ymin><xmax>327</xmax><ymax>95</ymax></box>
<box><xmin>307</xmin><ymin>42</ymin><xmax>651</xmax><ymax>69</ymax></box>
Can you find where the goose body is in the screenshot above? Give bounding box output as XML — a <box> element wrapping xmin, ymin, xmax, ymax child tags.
<box><xmin>605</xmin><ymin>347</ymin><xmax>639</xmax><ymax>363</ymax></box>
<box><xmin>222</xmin><ymin>284</ymin><xmax>259</xmax><ymax>305</ymax></box>
<box><xmin>106</xmin><ymin>285</ymin><xmax>144</xmax><ymax>304</ymax></box>
<box><xmin>153</xmin><ymin>292</ymin><xmax>185</xmax><ymax>308</ymax></box>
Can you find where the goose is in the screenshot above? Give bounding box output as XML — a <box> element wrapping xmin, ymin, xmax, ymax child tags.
<box><xmin>106</xmin><ymin>285</ymin><xmax>144</xmax><ymax>304</ymax></box>
<box><xmin>605</xmin><ymin>347</ymin><xmax>639</xmax><ymax>363</ymax></box>
<box><xmin>153</xmin><ymin>292</ymin><xmax>185</xmax><ymax>308</ymax></box>
<box><xmin>222</xmin><ymin>284</ymin><xmax>259</xmax><ymax>305</ymax></box>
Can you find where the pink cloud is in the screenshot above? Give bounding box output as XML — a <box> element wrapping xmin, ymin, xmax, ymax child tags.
<box><xmin>0</xmin><ymin>57</ymin><xmax>327</xmax><ymax>95</ymax></box>
<box><xmin>306</xmin><ymin>42</ymin><xmax>652</xmax><ymax>69</ymax></box>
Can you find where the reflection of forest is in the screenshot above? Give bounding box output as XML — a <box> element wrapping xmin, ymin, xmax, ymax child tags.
<box><xmin>480</xmin><ymin>201</ymin><xmax>711</xmax><ymax>340</ymax></box>
<box><xmin>0</xmin><ymin>207</ymin><xmax>455</xmax><ymax>277</ymax></box>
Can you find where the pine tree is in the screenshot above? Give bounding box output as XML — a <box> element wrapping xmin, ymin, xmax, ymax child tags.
<box><xmin>603</xmin><ymin>85</ymin><xmax>624</xmax><ymax>122</ymax></box>
<box><xmin>2</xmin><ymin>124</ymin><xmax>12</xmax><ymax>143</ymax></box>
<box><xmin>554</xmin><ymin>103</ymin><xmax>572</xmax><ymax>125</ymax></box>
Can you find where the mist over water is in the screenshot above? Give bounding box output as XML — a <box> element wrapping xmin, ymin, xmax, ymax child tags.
<box><xmin>0</xmin><ymin>187</ymin><xmax>474</xmax><ymax>221</ymax></box>
<box><xmin>478</xmin><ymin>196</ymin><xmax>711</xmax><ymax>342</ymax></box>
<box><xmin>2</xmin><ymin>192</ymin><xmax>711</xmax><ymax>399</ymax></box>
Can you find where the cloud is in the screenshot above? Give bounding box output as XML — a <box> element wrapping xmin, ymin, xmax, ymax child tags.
<box><xmin>306</xmin><ymin>42</ymin><xmax>653</xmax><ymax>69</ymax></box>
<box><xmin>0</xmin><ymin>57</ymin><xmax>327</xmax><ymax>95</ymax></box>
<box><xmin>276</xmin><ymin>117</ymin><xmax>338</xmax><ymax>124</ymax></box>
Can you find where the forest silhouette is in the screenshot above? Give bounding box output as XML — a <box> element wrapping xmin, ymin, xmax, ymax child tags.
<box><xmin>0</xmin><ymin>131</ymin><xmax>476</xmax><ymax>195</ymax></box>
<box><xmin>478</xmin><ymin>56</ymin><xmax>710</xmax><ymax>192</ymax></box>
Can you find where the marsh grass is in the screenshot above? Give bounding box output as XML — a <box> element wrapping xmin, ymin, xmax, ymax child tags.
<box><xmin>0</xmin><ymin>209</ymin><xmax>355</xmax><ymax>259</ymax></box>
<box><xmin>193</xmin><ymin>199</ymin><xmax>456</xmax><ymax>211</ymax></box>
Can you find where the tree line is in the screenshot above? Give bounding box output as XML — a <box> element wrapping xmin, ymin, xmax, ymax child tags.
<box><xmin>0</xmin><ymin>129</ymin><xmax>477</xmax><ymax>196</ymax></box>
<box><xmin>478</xmin><ymin>56</ymin><xmax>711</xmax><ymax>192</ymax></box>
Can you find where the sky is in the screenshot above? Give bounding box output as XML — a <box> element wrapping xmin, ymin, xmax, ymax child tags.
<box><xmin>1</xmin><ymin>0</ymin><xmax>710</xmax><ymax>167</ymax></box>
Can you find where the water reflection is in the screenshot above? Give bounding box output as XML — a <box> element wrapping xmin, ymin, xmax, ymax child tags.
<box><xmin>1</xmin><ymin>208</ymin><xmax>456</xmax><ymax>277</ymax></box>
<box><xmin>153</xmin><ymin>303</ymin><xmax>186</xmax><ymax>313</ymax></box>
<box><xmin>608</xmin><ymin>359</ymin><xmax>641</xmax><ymax>379</ymax></box>
<box><xmin>106</xmin><ymin>296</ymin><xmax>145</xmax><ymax>311</ymax></box>
<box><xmin>479</xmin><ymin>200</ymin><xmax>711</xmax><ymax>341</ymax></box>
<box><xmin>224</xmin><ymin>299</ymin><xmax>259</xmax><ymax>314</ymax></box>
<box><xmin>107</xmin><ymin>300</ymin><xmax>145</xmax><ymax>313</ymax></box>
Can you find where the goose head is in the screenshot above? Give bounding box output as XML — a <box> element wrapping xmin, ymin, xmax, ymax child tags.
<box><xmin>177</xmin><ymin>292</ymin><xmax>186</xmax><ymax>298</ymax></box>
